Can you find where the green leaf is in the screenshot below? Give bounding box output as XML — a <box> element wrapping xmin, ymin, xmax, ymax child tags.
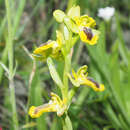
<box><xmin>0</xmin><ymin>61</ymin><xmax>9</xmax><ymax>75</ymax></box>
<box><xmin>51</xmin><ymin>116</ymin><xmax>62</xmax><ymax>130</ymax></box>
<box><xmin>47</xmin><ymin>57</ymin><xmax>64</xmax><ymax>89</ymax></box>
<box><xmin>63</xmin><ymin>115</ymin><xmax>73</xmax><ymax>130</ymax></box>
<box><xmin>109</xmin><ymin>40</ymin><xmax>126</xmax><ymax>108</ymax></box>
<box><xmin>125</xmin><ymin>54</ymin><xmax>130</xmax><ymax>117</ymax></box>
<box><xmin>104</xmin><ymin>102</ymin><xmax>121</xmax><ymax>129</ymax></box>
<box><xmin>86</xmin><ymin>21</ymin><xmax>130</xmax><ymax>126</ymax></box>
<box><xmin>86</xmin><ymin>21</ymin><xmax>109</xmax><ymax>77</ymax></box>
<box><xmin>115</xmin><ymin>12</ymin><xmax>129</xmax><ymax>65</ymax></box>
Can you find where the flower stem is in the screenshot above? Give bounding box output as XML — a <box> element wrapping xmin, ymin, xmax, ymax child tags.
<box><xmin>63</xmin><ymin>54</ymin><xmax>71</xmax><ymax>99</ymax></box>
<box><xmin>66</xmin><ymin>0</ymin><xmax>77</xmax><ymax>12</ymax></box>
<box><xmin>5</xmin><ymin>0</ymin><xmax>19</xmax><ymax>129</ymax></box>
<box><xmin>68</xmin><ymin>87</ymin><xmax>78</xmax><ymax>104</ymax></box>
<box><xmin>62</xmin><ymin>34</ymin><xmax>72</xmax><ymax>130</ymax></box>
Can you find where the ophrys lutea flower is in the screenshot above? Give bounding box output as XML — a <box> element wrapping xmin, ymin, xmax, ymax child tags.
<box><xmin>29</xmin><ymin>92</ymin><xmax>67</xmax><ymax>118</ymax></box>
<box><xmin>68</xmin><ymin>65</ymin><xmax>105</xmax><ymax>92</ymax></box>
<box><xmin>69</xmin><ymin>7</ymin><xmax>100</xmax><ymax>45</ymax></box>
<box><xmin>32</xmin><ymin>30</ymin><xmax>64</xmax><ymax>61</ymax></box>
<box><xmin>54</xmin><ymin>6</ymin><xmax>100</xmax><ymax>45</ymax></box>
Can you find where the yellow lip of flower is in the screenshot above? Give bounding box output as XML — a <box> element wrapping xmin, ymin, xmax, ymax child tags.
<box><xmin>33</xmin><ymin>41</ymin><xmax>57</xmax><ymax>55</ymax></box>
<box><xmin>33</xmin><ymin>30</ymin><xmax>63</xmax><ymax>56</ymax></box>
<box><xmin>79</xmin><ymin>27</ymin><xmax>100</xmax><ymax>45</ymax></box>
<box><xmin>28</xmin><ymin>92</ymin><xmax>67</xmax><ymax>118</ymax></box>
<box><xmin>32</xmin><ymin>41</ymin><xmax>55</xmax><ymax>61</ymax></box>
<box><xmin>85</xmin><ymin>77</ymin><xmax>105</xmax><ymax>92</ymax></box>
<box><xmin>72</xmin><ymin>15</ymin><xmax>100</xmax><ymax>45</ymax></box>
<box><xmin>68</xmin><ymin>65</ymin><xmax>105</xmax><ymax>92</ymax></box>
<box><xmin>33</xmin><ymin>41</ymin><xmax>54</xmax><ymax>54</ymax></box>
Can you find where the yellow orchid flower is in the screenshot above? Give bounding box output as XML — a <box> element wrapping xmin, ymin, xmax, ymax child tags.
<box><xmin>53</xmin><ymin>6</ymin><xmax>100</xmax><ymax>45</ymax></box>
<box><xmin>32</xmin><ymin>30</ymin><xmax>64</xmax><ymax>61</ymax></box>
<box><xmin>29</xmin><ymin>92</ymin><xmax>67</xmax><ymax>118</ymax></box>
<box><xmin>73</xmin><ymin>15</ymin><xmax>99</xmax><ymax>45</ymax></box>
<box><xmin>68</xmin><ymin>65</ymin><xmax>105</xmax><ymax>92</ymax></box>
<box><xmin>68</xmin><ymin>6</ymin><xmax>100</xmax><ymax>45</ymax></box>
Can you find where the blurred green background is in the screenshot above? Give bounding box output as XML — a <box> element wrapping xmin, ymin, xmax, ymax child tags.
<box><xmin>0</xmin><ymin>0</ymin><xmax>130</xmax><ymax>129</ymax></box>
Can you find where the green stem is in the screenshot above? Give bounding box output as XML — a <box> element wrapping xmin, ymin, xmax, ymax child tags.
<box><xmin>62</xmin><ymin>24</ymin><xmax>72</xmax><ymax>99</ymax></box>
<box><xmin>66</xmin><ymin>0</ymin><xmax>77</xmax><ymax>12</ymax></box>
<box><xmin>5</xmin><ymin>0</ymin><xmax>13</xmax><ymax>74</ymax></box>
<box><xmin>63</xmin><ymin>54</ymin><xmax>71</xmax><ymax>99</ymax></box>
<box><xmin>0</xmin><ymin>42</ymin><xmax>8</xmax><ymax>83</ymax></box>
<box><xmin>68</xmin><ymin>87</ymin><xmax>78</xmax><ymax>105</ymax></box>
<box><xmin>9</xmin><ymin>80</ymin><xmax>19</xmax><ymax>130</ymax></box>
<box><xmin>5</xmin><ymin>0</ymin><xmax>19</xmax><ymax>129</ymax></box>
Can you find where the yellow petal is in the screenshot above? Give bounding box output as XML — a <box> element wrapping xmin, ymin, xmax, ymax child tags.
<box><xmin>28</xmin><ymin>106</ymin><xmax>42</xmax><ymax>118</ymax></box>
<box><xmin>67</xmin><ymin>72</ymin><xmax>80</xmax><ymax>87</ymax></box>
<box><xmin>74</xmin><ymin>15</ymin><xmax>96</xmax><ymax>28</ymax></box>
<box><xmin>28</xmin><ymin>92</ymin><xmax>67</xmax><ymax>118</ymax></box>
<box><xmin>51</xmin><ymin>92</ymin><xmax>63</xmax><ymax>105</ymax></box>
<box><xmin>28</xmin><ymin>103</ymin><xmax>56</xmax><ymax>118</ymax></box>
<box><xmin>72</xmin><ymin>69</ymin><xmax>77</xmax><ymax>79</ymax></box>
<box><xmin>77</xmin><ymin>65</ymin><xmax>88</xmax><ymax>76</ymax></box>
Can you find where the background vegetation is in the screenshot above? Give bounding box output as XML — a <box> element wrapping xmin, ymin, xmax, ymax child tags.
<box><xmin>0</xmin><ymin>0</ymin><xmax>130</xmax><ymax>129</ymax></box>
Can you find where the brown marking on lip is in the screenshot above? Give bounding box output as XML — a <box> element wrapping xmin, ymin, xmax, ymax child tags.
<box><xmin>34</xmin><ymin>108</ymin><xmax>39</xmax><ymax>114</ymax></box>
<box><xmin>87</xmin><ymin>77</ymin><xmax>100</xmax><ymax>88</ymax></box>
<box><xmin>34</xmin><ymin>104</ymin><xmax>50</xmax><ymax>114</ymax></box>
<box><xmin>83</xmin><ymin>27</ymin><xmax>93</xmax><ymax>40</ymax></box>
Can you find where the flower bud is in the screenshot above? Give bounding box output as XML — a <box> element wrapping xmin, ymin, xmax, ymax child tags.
<box><xmin>53</xmin><ymin>10</ymin><xmax>66</xmax><ymax>23</ymax></box>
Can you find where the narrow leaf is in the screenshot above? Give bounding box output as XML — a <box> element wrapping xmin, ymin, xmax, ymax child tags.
<box><xmin>47</xmin><ymin>57</ymin><xmax>64</xmax><ymax>89</ymax></box>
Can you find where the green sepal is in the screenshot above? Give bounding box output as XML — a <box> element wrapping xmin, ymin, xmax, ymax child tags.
<box><xmin>67</xmin><ymin>5</ymin><xmax>80</xmax><ymax>20</ymax></box>
<box><xmin>92</xmin><ymin>28</ymin><xmax>100</xmax><ymax>36</ymax></box>
<box><xmin>63</xmin><ymin>17</ymin><xmax>79</xmax><ymax>34</ymax></box>
<box><xmin>53</xmin><ymin>10</ymin><xmax>66</xmax><ymax>23</ymax></box>
<box><xmin>67</xmin><ymin>73</ymin><xmax>80</xmax><ymax>87</ymax></box>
